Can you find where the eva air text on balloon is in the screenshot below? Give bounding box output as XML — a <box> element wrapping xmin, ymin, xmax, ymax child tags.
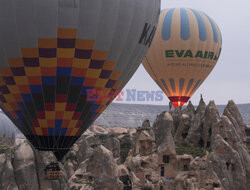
<box><xmin>165</xmin><ymin>49</ymin><xmax>221</xmax><ymax>61</ymax></box>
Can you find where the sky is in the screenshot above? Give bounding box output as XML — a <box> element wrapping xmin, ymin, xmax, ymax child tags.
<box><xmin>114</xmin><ymin>0</ymin><xmax>250</xmax><ymax>106</ymax></box>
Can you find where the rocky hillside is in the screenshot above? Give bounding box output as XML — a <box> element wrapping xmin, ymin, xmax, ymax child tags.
<box><xmin>0</xmin><ymin>102</ymin><xmax>249</xmax><ymax>138</ymax></box>
<box><xmin>0</xmin><ymin>99</ymin><xmax>250</xmax><ymax>190</ymax></box>
<box><xmin>94</xmin><ymin>103</ymin><xmax>250</xmax><ymax>127</ymax></box>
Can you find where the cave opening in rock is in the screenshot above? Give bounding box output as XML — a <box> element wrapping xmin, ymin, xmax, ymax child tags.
<box><xmin>163</xmin><ymin>155</ymin><xmax>170</xmax><ymax>163</ymax></box>
<box><xmin>209</xmin><ymin>128</ymin><xmax>212</xmax><ymax>137</ymax></box>
<box><xmin>142</xmin><ymin>188</ymin><xmax>152</xmax><ymax>190</ymax></box>
<box><xmin>88</xmin><ymin>176</ymin><xmax>93</xmax><ymax>181</ymax></box>
<box><xmin>161</xmin><ymin>166</ymin><xmax>165</xmax><ymax>176</ymax></box>
<box><xmin>226</xmin><ymin>161</ymin><xmax>230</xmax><ymax>170</ymax></box>
<box><xmin>213</xmin><ymin>182</ymin><xmax>220</xmax><ymax>187</ymax></box>
<box><xmin>206</xmin><ymin>141</ymin><xmax>210</xmax><ymax>148</ymax></box>
<box><xmin>219</xmin><ymin>125</ymin><xmax>224</xmax><ymax>132</ymax></box>
<box><xmin>120</xmin><ymin>175</ymin><xmax>132</xmax><ymax>190</ymax></box>
<box><xmin>184</xmin><ymin>164</ymin><xmax>188</xmax><ymax>171</ymax></box>
<box><xmin>182</xmin><ymin>132</ymin><xmax>188</xmax><ymax>139</ymax></box>
<box><xmin>141</xmin><ymin>160</ymin><xmax>148</xmax><ymax>168</ymax></box>
<box><xmin>199</xmin><ymin>139</ymin><xmax>204</xmax><ymax>147</ymax></box>
<box><xmin>145</xmin><ymin>175</ymin><xmax>150</xmax><ymax>180</ymax></box>
<box><xmin>231</xmin><ymin>164</ymin><xmax>235</xmax><ymax>171</ymax></box>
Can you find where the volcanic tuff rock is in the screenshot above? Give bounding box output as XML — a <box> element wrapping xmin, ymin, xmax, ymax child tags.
<box><xmin>185</xmin><ymin>98</ymin><xmax>206</xmax><ymax>146</ymax></box>
<box><xmin>85</xmin><ymin>133</ymin><xmax>121</xmax><ymax>159</ymax></box>
<box><xmin>34</xmin><ymin>150</ymin><xmax>69</xmax><ymax>190</ymax></box>
<box><xmin>13</xmin><ymin>142</ymin><xmax>39</xmax><ymax>190</ymax></box>
<box><xmin>68</xmin><ymin>145</ymin><xmax>123</xmax><ymax>190</ymax></box>
<box><xmin>223</xmin><ymin>100</ymin><xmax>247</xmax><ymax>143</ymax></box>
<box><xmin>0</xmin><ymin>99</ymin><xmax>249</xmax><ymax>190</ymax></box>
<box><xmin>153</xmin><ymin>111</ymin><xmax>174</xmax><ymax>146</ymax></box>
<box><xmin>156</xmin><ymin>112</ymin><xmax>176</xmax><ymax>157</ymax></box>
<box><xmin>208</xmin><ymin>135</ymin><xmax>246</xmax><ymax>190</ymax></box>
<box><xmin>174</xmin><ymin>113</ymin><xmax>190</xmax><ymax>142</ymax></box>
<box><xmin>133</xmin><ymin>119</ymin><xmax>156</xmax><ymax>156</ymax></box>
<box><xmin>0</xmin><ymin>153</ymin><xmax>18</xmax><ymax>190</ymax></box>
<box><xmin>124</xmin><ymin>153</ymin><xmax>160</xmax><ymax>189</ymax></box>
<box><xmin>0</xmin><ymin>140</ymin><xmax>69</xmax><ymax>190</ymax></box>
<box><xmin>169</xmin><ymin>100</ymin><xmax>250</xmax><ymax>190</ymax></box>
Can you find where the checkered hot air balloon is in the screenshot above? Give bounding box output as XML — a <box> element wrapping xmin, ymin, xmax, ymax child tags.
<box><xmin>0</xmin><ymin>0</ymin><xmax>160</xmax><ymax>160</ymax></box>
<box><xmin>143</xmin><ymin>8</ymin><xmax>222</xmax><ymax>108</ymax></box>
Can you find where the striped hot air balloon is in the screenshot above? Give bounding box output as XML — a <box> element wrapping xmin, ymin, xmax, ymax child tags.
<box><xmin>0</xmin><ymin>0</ymin><xmax>160</xmax><ymax>160</ymax></box>
<box><xmin>143</xmin><ymin>8</ymin><xmax>222</xmax><ymax>108</ymax></box>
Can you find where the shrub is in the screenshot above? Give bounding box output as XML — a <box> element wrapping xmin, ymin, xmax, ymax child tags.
<box><xmin>84</xmin><ymin>180</ymin><xmax>93</xmax><ymax>187</ymax></box>
<box><xmin>94</xmin><ymin>134</ymin><xmax>107</xmax><ymax>141</ymax></box>
<box><xmin>175</xmin><ymin>142</ymin><xmax>208</xmax><ymax>158</ymax></box>
<box><xmin>0</xmin><ymin>145</ymin><xmax>8</xmax><ymax>154</ymax></box>
<box><xmin>246</xmin><ymin>138</ymin><xmax>250</xmax><ymax>150</ymax></box>
<box><xmin>66</xmin><ymin>151</ymin><xmax>77</xmax><ymax>160</ymax></box>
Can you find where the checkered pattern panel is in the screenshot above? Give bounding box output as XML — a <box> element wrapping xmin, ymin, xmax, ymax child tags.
<box><xmin>0</xmin><ymin>28</ymin><xmax>121</xmax><ymax>138</ymax></box>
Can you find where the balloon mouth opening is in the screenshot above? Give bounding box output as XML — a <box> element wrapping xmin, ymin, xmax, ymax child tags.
<box><xmin>169</xmin><ymin>96</ymin><xmax>190</xmax><ymax>108</ymax></box>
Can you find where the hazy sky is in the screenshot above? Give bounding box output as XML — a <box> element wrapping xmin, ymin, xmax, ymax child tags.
<box><xmin>115</xmin><ymin>0</ymin><xmax>250</xmax><ymax>105</ymax></box>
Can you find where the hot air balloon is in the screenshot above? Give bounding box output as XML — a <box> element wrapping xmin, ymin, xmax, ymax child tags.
<box><xmin>143</xmin><ymin>8</ymin><xmax>222</xmax><ymax>108</ymax></box>
<box><xmin>0</xmin><ymin>0</ymin><xmax>160</xmax><ymax>160</ymax></box>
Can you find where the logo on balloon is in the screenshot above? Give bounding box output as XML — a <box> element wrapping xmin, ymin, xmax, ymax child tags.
<box><xmin>139</xmin><ymin>23</ymin><xmax>157</xmax><ymax>47</ymax></box>
<box><xmin>165</xmin><ymin>49</ymin><xmax>221</xmax><ymax>61</ymax></box>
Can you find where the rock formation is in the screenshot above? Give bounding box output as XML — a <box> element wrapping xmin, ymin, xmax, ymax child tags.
<box><xmin>68</xmin><ymin>145</ymin><xmax>123</xmax><ymax>190</ymax></box>
<box><xmin>0</xmin><ymin>153</ymin><xmax>18</xmax><ymax>190</ymax></box>
<box><xmin>13</xmin><ymin>142</ymin><xmax>39</xmax><ymax>190</ymax></box>
<box><xmin>134</xmin><ymin>119</ymin><xmax>156</xmax><ymax>156</ymax></box>
<box><xmin>0</xmin><ymin>99</ymin><xmax>249</xmax><ymax>190</ymax></box>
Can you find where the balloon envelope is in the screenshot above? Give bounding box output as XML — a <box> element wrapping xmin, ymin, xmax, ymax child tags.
<box><xmin>143</xmin><ymin>8</ymin><xmax>222</xmax><ymax>108</ymax></box>
<box><xmin>0</xmin><ymin>0</ymin><xmax>160</xmax><ymax>160</ymax></box>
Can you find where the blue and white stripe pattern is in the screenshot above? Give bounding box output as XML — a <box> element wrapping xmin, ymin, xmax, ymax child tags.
<box><xmin>161</xmin><ymin>8</ymin><xmax>222</xmax><ymax>43</ymax></box>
